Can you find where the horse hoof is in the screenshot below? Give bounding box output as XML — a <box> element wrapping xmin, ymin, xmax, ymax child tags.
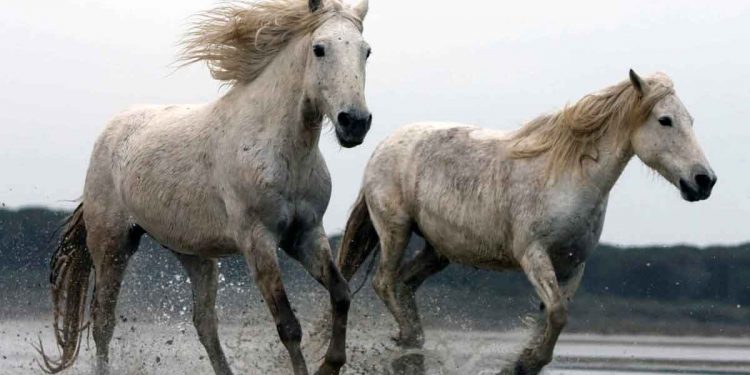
<box><xmin>391</xmin><ymin>353</ymin><xmax>425</xmax><ymax>375</ymax></box>
<box><xmin>498</xmin><ymin>360</ymin><xmax>540</xmax><ymax>375</ymax></box>
<box><xmin>314</xmin><ymin>363</ymin><xmax>340</xmax><ymax>375</ymax></box>
<box><xmin>390</xmin><ymin>332</ymin><xmax>424</xmax><ymax>348</ymax></box>
<box><xmin>95</xmin><ymin>360</ymin><xmax>110</xmax><ymax>375</ymax></box>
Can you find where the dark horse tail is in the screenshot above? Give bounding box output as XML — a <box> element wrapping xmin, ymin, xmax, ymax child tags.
<box><xmin>36</xmin><ymin>203</ymin><xmax>94</xmax><ymax>373</ymax></box>
<box><xmin>336</xmin><ymin>193</ymin><xmax>380</xmax><ymax>293</ymax></box>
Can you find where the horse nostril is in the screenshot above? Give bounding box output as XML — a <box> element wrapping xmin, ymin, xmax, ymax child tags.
<box><xmin>337</xmin><ymin>112</ymin><xmax>352</xmax><ymax>128</ymax></box>
<box><xmin>695</xmin><ymin>174</ymin><xmax>713</xmax><ymax>191</ymax></box>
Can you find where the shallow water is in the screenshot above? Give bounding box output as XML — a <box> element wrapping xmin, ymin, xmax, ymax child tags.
<box><xmin>2</xmin><ymin>318</ymin><xmax>748</xmax><ymax>375</ymax></box>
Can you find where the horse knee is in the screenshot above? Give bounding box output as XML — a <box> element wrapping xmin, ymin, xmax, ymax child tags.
<box><xmin>547</xmin><ymin>303</ymin><xmax>567</xmax><ymax>329</ymax></box>
<box><xmin>193</xmin><ymin>312</ymin><xmax>218</xmax><ymax>339</ymax></box>
<box><xmin>276</xmin><ymin>317</ymin><xmax>303</xmax><ymax>346</ymax></box>
<box><xmin>332</xmin><ymin>282</ymin><xmax>351</xmax><ymax>313</ymax></box>
<box><xmin>372</xmin><ymin>274</ymin><xmax>386</xmax><ymax>296</ymax></box>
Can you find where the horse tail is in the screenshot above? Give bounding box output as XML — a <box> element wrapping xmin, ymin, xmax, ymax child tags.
<box><xmin>36</xmin><ymin>203</ymin><xmax>94</xmax><ymax>374</ymax></box>
<box><xmin>336</xmin><ymin>192</ymin><xmax>380</xmax><ymax>295</ymax></box>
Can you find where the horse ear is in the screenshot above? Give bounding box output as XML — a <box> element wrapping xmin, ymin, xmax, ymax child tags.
<box><xmin>351</xmin><ymin>0</ymin><xmax>369</xmax><ymax>19</ymax></box>
<box><xmin>629</xmin><ymin>69</ymin><xmax>649</xmax><ymax>98</ymax></box>
<box><xmin>309</xmin><ymin>0</ymin><xmax>322</xmax><ymax>12</ymax></box>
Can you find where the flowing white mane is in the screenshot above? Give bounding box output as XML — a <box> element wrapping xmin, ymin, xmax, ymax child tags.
<box><xmin>508</xmin><ymin>74</ymin><xmax>675</xmax><ymax>178</ymax></box>
<box><xmin>179</xmin><ymin>0</ymin><xmax>363</xmax><ymax>85</ymax></box>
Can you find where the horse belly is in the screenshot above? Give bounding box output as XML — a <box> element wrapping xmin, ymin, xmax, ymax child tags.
<box><xmin>116</xmin><ymin>166</ymin><xmax>238</xmax><ymax>257</ymax></box>
<box><xmin>417</xmin><ymin>213</ymin><xmax>518</xmax><ymax>271</ymax></box>
<box><xmin>438</xmin><ymin>244</ymin><xmax>518</xmax><ymax>271</ymax></box>
<box><xmin>133</xmin><ymin>199</ymin><xmax>238</xmax><ymax>257</ymax></box>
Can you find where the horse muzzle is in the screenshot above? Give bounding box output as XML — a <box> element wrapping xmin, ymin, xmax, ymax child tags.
<box><xmin>679</xmin><ymin>167</ymin><xmax>717</xmax><ymax>202</ymax></box>
<box><xmin>335</xmin><ymin>110</ymin><xmax>372</xmax><ymax>148</ymax></box>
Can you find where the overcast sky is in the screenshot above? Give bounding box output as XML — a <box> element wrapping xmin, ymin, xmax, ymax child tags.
<box><xmin>1</xmin><ymin>0</ymin><xmax>748</xmax><ymax>246</ymax></box>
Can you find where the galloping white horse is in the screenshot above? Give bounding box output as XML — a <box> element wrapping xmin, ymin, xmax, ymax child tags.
<box><xmin>39</xmin><ymin>1</ymin><xmax>371</xmax><ymax>374</ymax></box>
<box><xmin>337</xmin><ymin>71</ymin><xmax>716</xmax><ymax>374</ymax></box>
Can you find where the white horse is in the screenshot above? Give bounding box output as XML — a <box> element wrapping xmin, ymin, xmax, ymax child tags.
<box><xmin>337</xmin><ymin>71</ymin><xmax>716</xmax><ymax>374</ymax></box>
<box><xmin>39</xmin><ymin>1</ymin><xmax>371</xmax><ymax>374</ymax></box>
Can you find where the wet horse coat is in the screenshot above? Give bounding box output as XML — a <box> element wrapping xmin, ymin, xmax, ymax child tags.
<box><xmin>337</xmin><ymin>71</ymin><xmax>716</xmax><ymax>374</ymax></box>
<box><xmin>40</xmin><ymin>1</ymin><xmax>371</xmax><ymax>375</ymax></box>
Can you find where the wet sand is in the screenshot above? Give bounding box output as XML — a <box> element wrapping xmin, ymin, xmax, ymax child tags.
<box><xmin>2</xmin><ymin>318</ymin><xmax>748</xmax><ymax>374</ymax></box>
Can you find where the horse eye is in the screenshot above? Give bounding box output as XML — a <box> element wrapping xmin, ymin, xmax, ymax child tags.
<box><xmin>366</xmin><ymin>48</ymin><xmax>372</xmax><ymax>59</ymax></box>
<box><xmin>313</xmin><ymin>45</ymin><xmax>325</xmax><ymax>57</ymax></box>
<box><xmin>658</xmin><ymin>116</ymin><xmax>673</xmax><ymax>127</ymax></box>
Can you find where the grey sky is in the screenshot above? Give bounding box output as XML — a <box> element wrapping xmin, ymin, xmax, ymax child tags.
<box><xmin>1</xmin><ymin>0</ymin><xmax>748</xmax><ymax>246</ymax></box>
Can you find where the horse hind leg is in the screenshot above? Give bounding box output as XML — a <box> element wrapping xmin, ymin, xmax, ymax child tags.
<box><xmin>383</xmin><ymin>241</ymin><xmax>448</xmax><ymax>375</ymax></box>
<box><xmin>174</xmin><ymin>253</ymin><xmax>233</xmax><ymax>375</ymax></box>
<box><xmin>394</xmin><ymin>241</ymin><xmax>449</xmax><ymax>348</ymax></box>
<box><xmin>369</xmin><ymin>213</ymin><xmax>412</xmax><ymax>345</ymax></box>
<box><xmin>87</xmin><ymin>222</ymin><xmax>142</xmax><ymax>375</ymax></box>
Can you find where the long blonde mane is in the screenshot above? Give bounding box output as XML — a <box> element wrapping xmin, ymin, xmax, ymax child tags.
<box><xmin>179</xmin><ymin>0</ymin><xmax>363</xmax><ymax>85</ymax></box>
<box><xmin>508</xmin><ymin>74</ymin><xmax>675</xmax><ymax>179</ymax></box>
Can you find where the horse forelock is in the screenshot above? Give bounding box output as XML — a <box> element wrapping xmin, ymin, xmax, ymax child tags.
<box><xmin>508</xmin><ymin>74</ymin><xmax>675</xmax><ymax>180</ymax></box>
<box><xmin>178</xmin><ymin>0</ymin><xmax>363</xmax><ymax>86</ymax></box>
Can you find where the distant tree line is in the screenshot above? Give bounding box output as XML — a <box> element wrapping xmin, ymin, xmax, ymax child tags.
<box><xmin>1</xmin><ymin>207</ymin><xmax>749</xmax><ymax>307</ymax></box>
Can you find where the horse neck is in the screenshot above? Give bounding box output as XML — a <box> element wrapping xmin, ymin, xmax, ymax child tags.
<box><xmin>217</xmin><ymin>36</ymin><xmax>321</xmax><ymax>152</ymax></box>
<box><xmin>577</xmin><ymin>121</ymin><xmax>635</xmax><ymax>197</ymax></box>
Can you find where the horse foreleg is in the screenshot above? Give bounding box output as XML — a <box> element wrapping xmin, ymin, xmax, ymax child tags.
<box><xmin>285</xmin><ymin>226</ymin><xmax>350</xmax><ymax>375</ymax></box>
<box><xmin>511</xmin><ymin>245</ymin><xmax>567</xmax><ymax>375</ymax></box>
<box><xmin>394</xmin><ymin>242</ymin><xmax>449</xmax><ymax>348</ymax></box>
<box><xmin>561</xmin><ymin>263</ymin><xmax>585</xmax><ymax>304</ymax></box>
<box><xmin>242</xmin><ymin>228</ymin><xmax>308</xmax><ymax>375</ymax></box>
<box><xmin>174</xmin><ymin>253</ymin><xmax>233</xmax><ymax>375</ymax></box>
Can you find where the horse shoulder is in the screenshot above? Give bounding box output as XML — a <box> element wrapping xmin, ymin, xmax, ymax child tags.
<box><xmin>533</xmin><ymin>187</ymin><xmax>609</xmax><ymax>264</ymax></box>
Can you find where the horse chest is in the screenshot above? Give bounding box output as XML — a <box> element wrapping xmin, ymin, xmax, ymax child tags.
<box><xmin>538</xmin><ymin>195</ymin><xmax>608</xmax><ymax>267</ymax></box>
<box><xmin>232</xmin><ymin>153</ymin><xmax>331</xmax><ymax>225</ymax></box>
